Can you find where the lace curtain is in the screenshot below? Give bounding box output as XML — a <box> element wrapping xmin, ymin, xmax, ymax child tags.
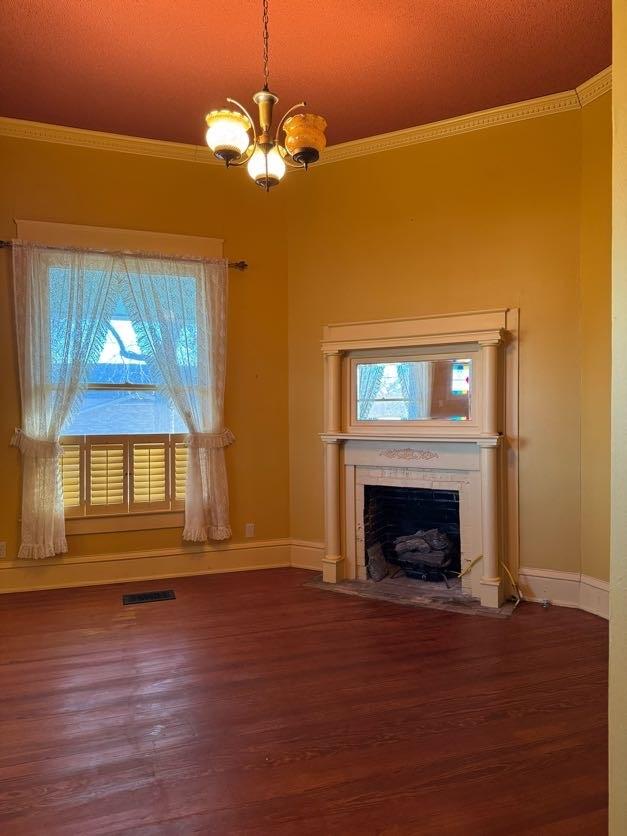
<box><xmin>11</xmin><ymin>244</ymin><xmax>117</xmax><ymax>558</ymax></box>
<box><xmin>358</xmin><ymin>363</ymin><xmax>385</xmax><ymax>419</ymax></box>
<box><xmin>10</xmin><ymin>242</ymin><xmax>233</xmax><ymax>559</ymax></box>
<box><xmin>121</xmin><ymin>255</ymin><xmax>233</xmax><ymax>540</ymax></box>
<box><xmin>398</xmin><ymin>362</ymin><xmax>433</xmax><ymax>419</ymax></box>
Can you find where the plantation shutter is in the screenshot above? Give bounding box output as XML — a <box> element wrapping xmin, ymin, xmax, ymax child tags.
<box><xmin>130</xmin><ymin>437</ymin><xmax>170</xmax><ymax>511</ymax></box>
<box><xmin>60</xmin><ymin>439</ymin><xmax>83</xmax><ymax>517</ymax></box>
<box><xmin>60</xmin><ymin>433</ymin><xmax>186</xmax><ymax>516</ymax></box>
<box><xmin>87</xmin><ymin>439</ymin><xmax>127</xmax><ymax>513</ymax></box>
<box><xmin>172</xmin><ymin>440</ymin><xmax>188</xmax><ymax>507</ymax></box>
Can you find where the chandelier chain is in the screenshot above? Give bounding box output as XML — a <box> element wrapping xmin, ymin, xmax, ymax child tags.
<box><xmin>262</xmin><ymin>0</ymin><xmax>270</xmax><ymax>90</ymax></box>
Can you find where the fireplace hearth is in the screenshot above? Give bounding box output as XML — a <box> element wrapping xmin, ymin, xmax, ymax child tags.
<box><xmin>364</xmin><ymin>485</ymin><xmax>461</xmax><ymax>582</ymax></box>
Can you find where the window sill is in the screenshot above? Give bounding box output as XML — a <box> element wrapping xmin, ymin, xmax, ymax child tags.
<box><xmin>65</xmin><ymin>510</ymin><xmax>184</xmax><ymax>536</ymax></box>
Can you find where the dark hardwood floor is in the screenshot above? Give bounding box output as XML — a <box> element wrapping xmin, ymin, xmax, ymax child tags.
<box><xmin>0</xmin><ymin>568</ymin><xmax>607</xmax><ymax>835</ymax></box>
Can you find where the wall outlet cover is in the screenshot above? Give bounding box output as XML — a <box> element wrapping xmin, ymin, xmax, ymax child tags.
<box><xmin>244</xmin><ymin>523</ymin><xmax>255</xmax><ymax>538</ymax></box>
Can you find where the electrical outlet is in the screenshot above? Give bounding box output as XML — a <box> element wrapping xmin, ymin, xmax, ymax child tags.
<box><xmin>0</xmin><ymin>542</ymin><xmax>6</xmax><ymax>558</ymax></box>
<box><xmin>244</xmin><ymin>523</ymin><xmax>255</xmax><ymax>538</ymax></box>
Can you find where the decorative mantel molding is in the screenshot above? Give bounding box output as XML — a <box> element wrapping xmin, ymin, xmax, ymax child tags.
<box><xmin>378</xmin><ymin>448</ymin><xmax>440</xmax><ymax>462</ymax></box>
<box><xmin>322</xmin><ymin>308</ymin><xmax>507</xmax><ymax>354</ymax></box>
<box><xmin>321</xmin><ymin>432</ymin><xmax>502</xmax><ymax>447</ymax></box>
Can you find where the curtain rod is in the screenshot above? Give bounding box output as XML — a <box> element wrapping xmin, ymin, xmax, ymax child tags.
<box><xmin>0</xmin><ymin>240</ymin><xmax>248</xmax><ymax>271</ymax></box>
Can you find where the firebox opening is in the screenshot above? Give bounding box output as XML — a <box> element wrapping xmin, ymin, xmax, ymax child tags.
<box><xmin>364</xmin><ymin>485</ymin><xmax>461</xmax><ymax>583</ymax></box>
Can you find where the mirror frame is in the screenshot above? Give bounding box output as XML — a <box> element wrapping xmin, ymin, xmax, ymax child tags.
<box><xmin>345</xmin><ymin>347</ymin><xmax>482</xmax><ymax>435</ymax></box>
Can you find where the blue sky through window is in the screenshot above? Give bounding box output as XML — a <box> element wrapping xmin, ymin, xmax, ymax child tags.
<box><xmin>59</xmin><ymin>288</ymin><xmax>187</xmax><ymax>435</ymax></box>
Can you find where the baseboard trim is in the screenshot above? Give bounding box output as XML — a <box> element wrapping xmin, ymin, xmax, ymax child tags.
<box><xmin>0</xmin><ymin>537</ymin><xmax>291</xmax><ymax>569</ymax></box>
<box><xmin>0</xmin><ymin>539</ymin><xmax>292</xmax><ymax>593</ymax></box>
<box><xmin>290</xmin><ymin>540</ymin><xmax>325</xmax><ymax>570</ymax></box>
<box><xmin>518</xmin><ymin>566</ymin><xmax>609</xmax><ymax>620</ymax></box>
<box><xmin>580</xmin><ymin>574</ymin><xmax>610</xmax><ymax>619</ymax></box>
<box><xmin>0</xmin><ymin>538</ymin><xmax>327</xmax><ymax>594</ymax></box>
<box><xmin>0</xmin><ymin>540</ymin><xmax>608</xmax><ymax>619</ymax></box>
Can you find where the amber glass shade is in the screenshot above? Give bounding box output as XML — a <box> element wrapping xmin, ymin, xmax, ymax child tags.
<box><xmin>283</xmin><ymin>113</ymin><xmax>327</xmax><ymax>166</ymax></box>
<box><xmin>205</xmin><ymin>109</ymin><xmax>252</xmax><ymax>163</ymax></box>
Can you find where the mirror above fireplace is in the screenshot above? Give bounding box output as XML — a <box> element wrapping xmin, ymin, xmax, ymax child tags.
<box><xmin>355</xmin><ymin>357</ymin><xmax>472</xmax><ymax>423</ymax></box>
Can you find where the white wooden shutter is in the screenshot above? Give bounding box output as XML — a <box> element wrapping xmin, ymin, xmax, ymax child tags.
<box><xmin>61</xmin><ymin>434</ymin><xmax>185</xmax><ymax>517</ymax></box>
<box><xmin>130</xmin><ymin>436</ymin><xmax>170</xmax><ymax>511</ymax></box>
<box><xmin>60</xmin><ymin>438</ymin><xmax>83</xmax><ymax>517</ymax></box>
<box><xmin>172</xmin><ymin>436</ymin><xmax>188</xmax><ymax>508</ymax></box>
<box><xmin>86</xmin><ymin>438</ymin><xmax>128</xmax><ymax>514</ymax></box>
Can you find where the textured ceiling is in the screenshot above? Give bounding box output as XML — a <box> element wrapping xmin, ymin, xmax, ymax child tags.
<box><xmin>1</xmin><ymin>1</ymin><xmax>611</xmax><ymax>147</ymax></box>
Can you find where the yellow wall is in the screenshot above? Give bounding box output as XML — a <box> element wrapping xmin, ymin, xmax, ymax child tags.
<box><xmin>610</xmin><ymin>0</ymin><xmax>627</xmax><ymax>828</ymax></box>
<box><xmin>0</xmin><ymin>137</ymin><xmax>290</xmax><ymax>569</ymax></box>
<box><xmin>0</xmin><ymin>93</ymin><xmax>613</xmax><ymax>588</ymax></box>
<box><xmin>580</xmin><ymin>93</ymin><xmax>612</xmax><ymax>582</ymax></box>
<box><xmin>286</xmin><ymin>106</ymin><xmax>611</xmax><ymax>577</ymax></box>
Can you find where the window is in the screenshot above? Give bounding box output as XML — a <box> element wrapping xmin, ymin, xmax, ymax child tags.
<box><xmin>62</xmin><ymin>291</ymin><xmax>186</xmax><ymax>436</ymax></box>
<box><xmin>12</xmin><ymin>229</ymin><xmax>232</xmax><ymax>558</ymax></box>
<box><xmin>58</xmin><ymin>287</ymin><xmax>190</xmax><ymax>517</ymax></box>
<box><xmin>355</xmin><ymin>357</ymin><xmax>473</xmax><ymax>422</ymax></box>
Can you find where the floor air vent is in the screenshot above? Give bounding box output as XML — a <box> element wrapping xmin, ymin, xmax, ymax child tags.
<box><xmin>123</xmin><ymin>590</ymin><xmax>176</xmax><ymax>605</ymax></box>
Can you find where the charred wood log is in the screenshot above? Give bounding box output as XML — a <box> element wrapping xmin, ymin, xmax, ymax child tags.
<box><xmin>394</xmin><ymin>536</ymin><xmax>430</xmax><ymax>555</ymax></box>
<box><xmin>367</xmin><ymin>543</ymin><xmax>406</xmax><ymax>582</ymax></box>
<box><xmin>394</xmin><ymin>528</ymin><xmax>453</xmax><ymax>555</ymax></box>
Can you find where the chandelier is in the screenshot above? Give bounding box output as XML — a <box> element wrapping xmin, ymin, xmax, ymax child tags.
<box><xmin>204</xmin><ymin>0</ymin><xmax>327</xmax><ymax>190</ymax></box>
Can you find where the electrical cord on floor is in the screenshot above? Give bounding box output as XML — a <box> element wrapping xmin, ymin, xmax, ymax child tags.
<box><xmin>454</xmin><ymin>555</ymin><xmax>523</xmax><ymax>609</ymax></box>
<box><xmin>500</xmin><ymin>560</ymin><xmax>523</xmax><ymax>609</ymax></box>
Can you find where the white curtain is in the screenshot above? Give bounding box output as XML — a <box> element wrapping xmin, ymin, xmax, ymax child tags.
<box><xmin>11</xmin><ymin>244</ymin><xmax>116</xmax><ymax>558</ymax></box>
<box><xmin>358</xmin><ymin>363</ymin><xmax>385</xmax><ymax>419</ymax></box>
<box><xmin>398</xmin><ymin>361</ymin><xmax>433</xmax><ymax>419</ymax></box>
<box><xmin>122</xmin><ymin>255</ymin><xmax>233</xmax><ymax>541</ymax></box>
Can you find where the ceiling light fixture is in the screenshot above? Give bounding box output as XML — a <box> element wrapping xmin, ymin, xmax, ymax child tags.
<box><xmin>204</xmin><ymin>0</ymin><xmax>327</xmax><ymax>190</ymax></box>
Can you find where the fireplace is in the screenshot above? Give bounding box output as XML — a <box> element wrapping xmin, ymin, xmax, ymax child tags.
<box><xmin>320</xmin><ymin>308</ymin><xmax>520</xmax><ymax>608</ymax></box>
<box><xmin>364</xmin><ymin>485</ymin><xmax>461</xmax><ymax>582</ymax></box>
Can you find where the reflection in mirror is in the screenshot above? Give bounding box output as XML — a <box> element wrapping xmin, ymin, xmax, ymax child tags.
<box><xmin>356</xmin><ymin>359</ymin><xmax>471</xmax><ymax>421</ymax></box>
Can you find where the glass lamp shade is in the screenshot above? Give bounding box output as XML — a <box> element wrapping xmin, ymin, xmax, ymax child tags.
<box><xmin>283</xmin><ymin>113</ymin><xmax>327</xmax><ymax>167</ymax></box>
<box><xmin>205</xmin><ymin>109</ymin><xmax>252</xmax><ymax>163</ymax></box>
<box><xmin>246</xmin><ymin>145</ymin><xmax>286</xmax><ymax>189</ymax></box>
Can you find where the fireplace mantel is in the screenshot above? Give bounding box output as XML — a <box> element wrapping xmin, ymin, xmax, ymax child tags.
<box><xmin>319</xmin><ymin>308</ymin><xmax>519</xmax><ymax>609</ymax></box>
<box><xmin>321</xmin><ymin>433</ymin><xmax>500</xmax><ymax>446</ymax></box>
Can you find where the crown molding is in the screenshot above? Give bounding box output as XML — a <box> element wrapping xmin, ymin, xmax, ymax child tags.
<box><xmin>575</xmin><ymin>66</ymin><xmax>612</xmax><ymax>106</ymax></box>
<box><xmin>0</xmin><ymin>66</ymin><xmax>612</xmax><ymax>168</ymax></box>
<box><xmin>320</xmin><ymin>90</ymin><xmax>580</xmax><ymax>165</ymax></box>
<box><xmin>319</xmin><ymin>72</ymin><xmax>610</xmax><ymax>166</ymax></box>
<box><xmin>0</xmin><ymin>117</ymin><xmax>221</xmax><ymax>165</ymax></box>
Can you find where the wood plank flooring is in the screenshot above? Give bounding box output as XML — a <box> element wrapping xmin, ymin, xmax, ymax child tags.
<box><xmin>0</xmin><ymin>568</ymin><xmax>608</xmax><ymax>835</ymax></box>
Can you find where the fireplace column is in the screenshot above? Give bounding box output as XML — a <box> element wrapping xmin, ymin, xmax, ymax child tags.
<box><xmin>479</xmin><ymin>336</ymin><xmax>503</xmax><ymax>608</ymax></box>
<box><xmin>478</xmin><ymin>438</ymin><xmax>503</xmax><ymax>607</ymax></box>
<box><xmin>322</xmin><ymin>350</ymin><xmax>344</xmax><ymax>583</ymax></box>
